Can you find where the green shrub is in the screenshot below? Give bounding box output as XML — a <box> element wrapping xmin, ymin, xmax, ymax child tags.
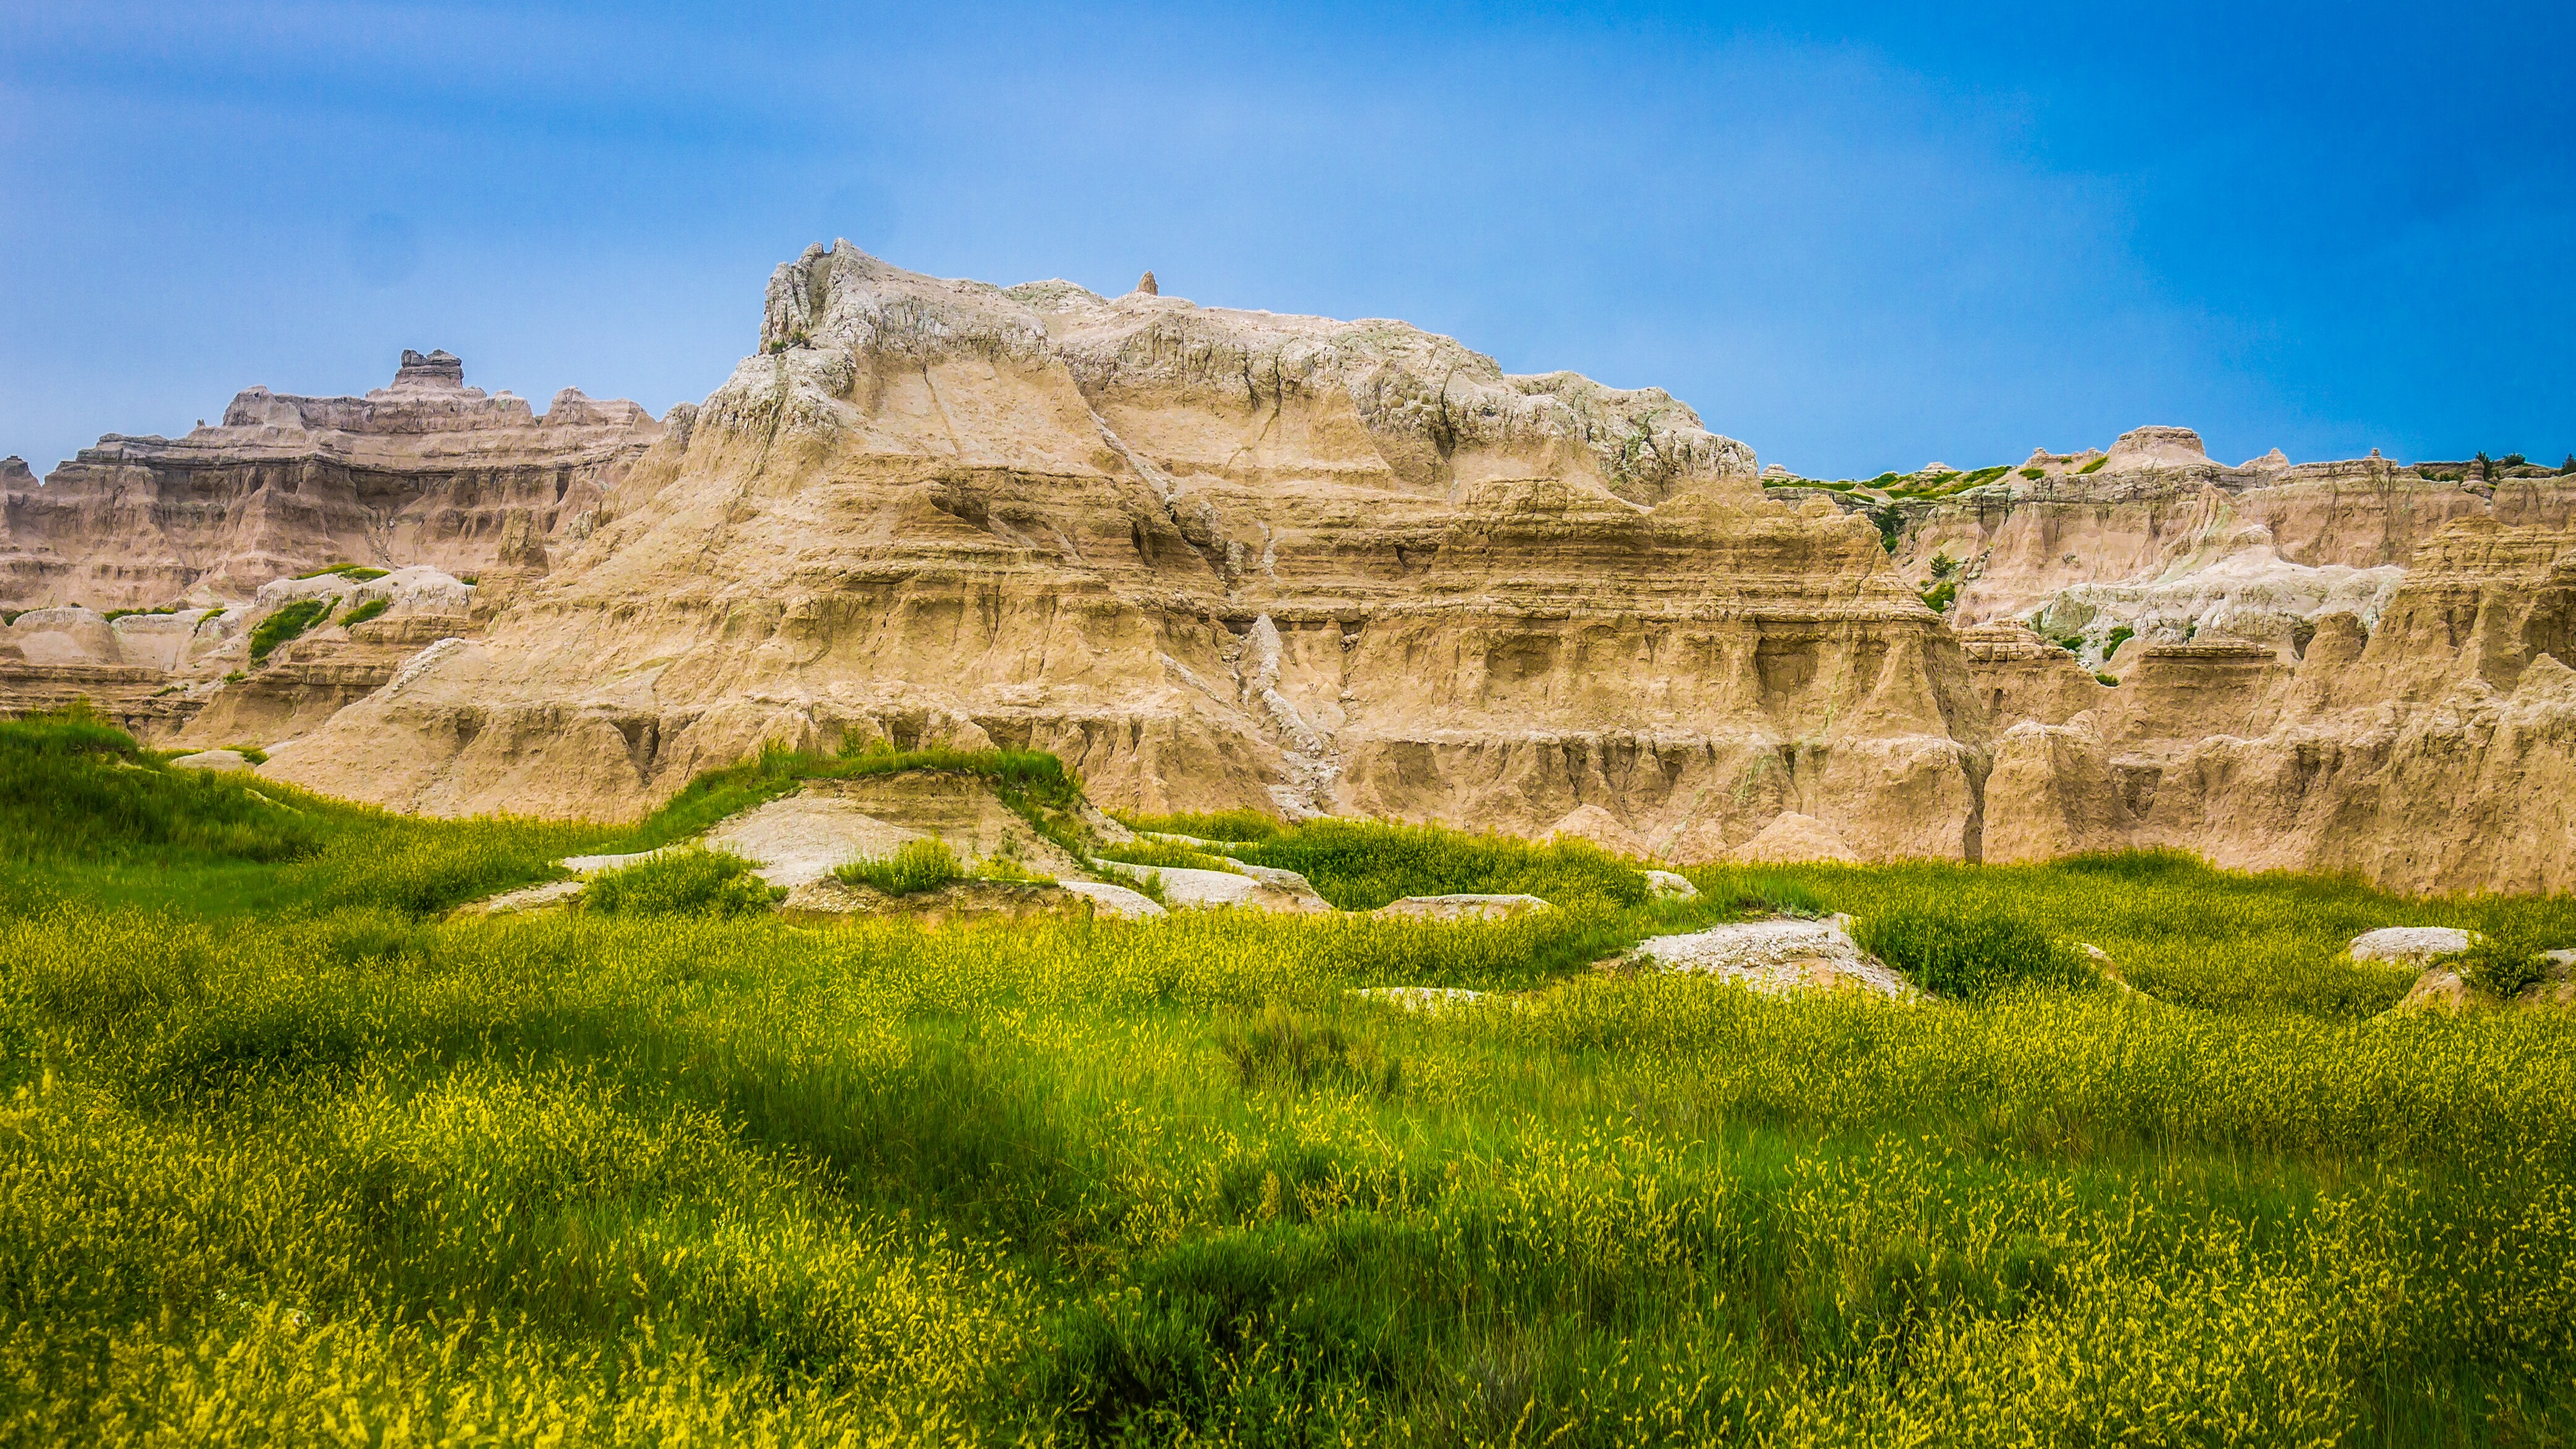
<box><xmin>2019</xmin><ymin>466</ymin><xmax>2046</xmax><ymax>480</ymax></box>
<box><xmin>1853</xmin><ymin>905</ymin><xmax>2100</xmax><ymax>998</ymax></box>
<box><xmin>2054</xmin><ymin>635</ymin><xmax>2086</xmax><ymax>655</ymax></box>
<box><xmin>223</xmin><ymin>744</ymin><xmax>270</xmax><ymax>765</ymax></box>
<box><xmin>2095</xmin><ymin>673</ymin><xmax>2118</xmax><ymax>686</ymax></box>
<box><xmin>2104</xmin><ymin>625</ymin><xmax>2134</xmax><ymax>656</ymax></box>
<box><xmin>340</xmin><ymin>598</ymin><xmax>390</xmax><ymax>627</ymax></box>
<box><xmin>1918</xmin><ymin>580</ymin><xmax>1957</xmax><ymax>613</ymax></box>
<box><xmin>586</xmin><ymin>848</ymin><xmax>783</xmax><ymax>916</ymax></box>
<box><xmin>2076</xmin><ymin>455</ymin><xmax>2108</xmax><ymax>474</ymax></box>
<box><xmin>835</xmin><ymin>838</ymin><xmax>963</xmax><ymax>896</ymax></box>
<box><xmin>293</xmin><ymin>562</ymin><xmax>390</xmax><ymax>581</ymax></box>
<box><xmin>1113</xmin><ymin>807</ymin><xmax>1287</xmax><ymax>841</ymax></box>
<box><xmin>2442</xmin><ymin>933</ymin><xmax>2551</xmax><ymax>1000</ymax></box>
<box><xmin>1867</xmin><ymin>503</ymin><xmax>1904</xmax><ymax>553</ymax></box>
<box><xmin>1927</xmin><ymin>551</ymin><xmax>1960</xmax><ymax>579</ymax></box>
<box><xmin>247</xmin><ymin>598</ymin><xmax>332</xmax><ymax>661</ymax></box>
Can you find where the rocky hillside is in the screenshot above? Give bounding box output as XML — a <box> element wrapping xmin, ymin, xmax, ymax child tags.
<box><xmin>6</xmin><ymin>245</ymin><xmax>2572</xmax><ymax>893</ymax></box>
<box><xmin>0</xmin><ymin>349</ymin><xmax>663</xmax><ymax>609</ymax></box>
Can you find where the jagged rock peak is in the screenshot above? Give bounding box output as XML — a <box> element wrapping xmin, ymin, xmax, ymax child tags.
<box><xmin>391</xmin><ymin>348</ymin><xmax>466</xmax><ymax>391</ymax></box>
<box><xmin>1135</xmin><ymin>270</ymin><xmax>1159</xmax><ymax>296</ymax></box>
<box><xmin>744</xmin><ymin>239</ymin><xmax>1758</xmax><ymax>500</ymax></box>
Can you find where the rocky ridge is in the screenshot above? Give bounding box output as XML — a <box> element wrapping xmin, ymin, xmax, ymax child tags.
<box><xmin>6</xmin><ymin>250</ymin><xmax>2574</xmax><ymax>893</ymax></box>
<box><xmin>1</xmin><ymin>350</ymin><xmax>663</xmax><ymax>610</ymax></box>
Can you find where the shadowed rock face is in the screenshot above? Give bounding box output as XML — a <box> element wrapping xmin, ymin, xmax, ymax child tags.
<box><xmin>0</xmin><ymin>353</ymin><xmax>663</xmax><ymax>610</ymax></box>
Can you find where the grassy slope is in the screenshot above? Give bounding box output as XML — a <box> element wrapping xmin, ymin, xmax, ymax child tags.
<box><xmin>1</xmin><ymin>721</ymin><xmax>2572</xmax><ymax>1444</ymax></box>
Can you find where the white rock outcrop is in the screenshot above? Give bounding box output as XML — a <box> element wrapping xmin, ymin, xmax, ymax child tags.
<box><xmin>1629</xmin><ymin>916</ymin><xmax>1915</xmax><ymax>998</ymax></box>
<box><xmin>2349</xmin><ymin>927</ymin><xmax>2474</xmax><ymax>964</ymax></box>
<box><xmin>1373</xmin><ymin>894</ymin><xmax>1554</xmax><ymax>922</ymax></box>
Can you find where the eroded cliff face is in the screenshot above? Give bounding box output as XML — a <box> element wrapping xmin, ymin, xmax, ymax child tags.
<box><xmin>1943</xmin><ymin>454</ymin><xmax>2576</xmax><ymax>893</ymax></box>
<box><xmin>0</xmin><ymin>350</ymin><xmax>662</xmax><ymax>610</ymax></box>
<box><xmin>267</xmin><ymin>244</ymin><xmax>1985</xmax><ymax>856</ymax></box>
<box><xmin>16</xmin><ymin>253</ymin><xmax>2574</xmax><ymax>893</ymax></box>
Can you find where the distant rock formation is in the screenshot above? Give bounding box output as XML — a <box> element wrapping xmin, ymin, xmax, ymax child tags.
<box><xmin>0</xmin><ymin>352</ymin><xmax>663</xmax><ymax>609</ymax></box>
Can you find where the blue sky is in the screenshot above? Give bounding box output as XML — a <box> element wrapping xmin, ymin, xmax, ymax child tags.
<box><xmin>2</xmin><ymin>1</ymin><xmax>2569</xmax><ymax>479</ymax></box>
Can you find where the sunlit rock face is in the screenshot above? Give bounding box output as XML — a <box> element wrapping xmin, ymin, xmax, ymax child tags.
<box><xmin>268</xmin><ymin>244</ymin><xmax>1986</xmax><ymax>854</ymax></box>
<box><xmin>21</xmin><ymin>245</ymin><xmax>2576</xmax><ymax>895</ymax></box>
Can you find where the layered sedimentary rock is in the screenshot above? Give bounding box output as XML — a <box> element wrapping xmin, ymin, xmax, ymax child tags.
<box><xmin>0</xmin><ymin>351</ymin><xmax>662</xmax><ymax>610</ymax></box>
<box><xmin>269</xmin><ymin>244</ymin><xmax>1986</xmax><ymax>856</ymax></box>
<box><xmin>1887</xmin><ymin>425</ymin><xmax>2572</xmax><ymax>658</ymax></box>
<box><xmin>17</xmin><ymin>248</ymin><xmax>2575</xmax><ymax>894</ymax></box>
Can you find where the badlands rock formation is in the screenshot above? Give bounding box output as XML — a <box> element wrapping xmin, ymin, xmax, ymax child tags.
<box><xmin>7</xmin><ymin>246</ymin><xmax>2574</xmax><ymax>895</ymax></box>
<box><xmin>267</xmin><ymin>243</ymin><xmax>1987</xmax><ymax>856</ymax></box>
<box><xmin>0</xmin><ymin>350</ymin><xmax>661</xmax><ymax>610</ymax></box>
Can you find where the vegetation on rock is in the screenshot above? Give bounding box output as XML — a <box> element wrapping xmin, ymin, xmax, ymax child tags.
<box><xmin>835</xmin><ymin>838</ymin><xmax>966</xmax><ymax>896</ymax></box>
<box><xmin>586</xmin><ymin>848</ymin><xmax>784</xmax><ymax>917</ymax></box>
<box><xmin>246</xmin><ymin>598</ymin><xmax>332</xmax><ymax>661</ymax></box>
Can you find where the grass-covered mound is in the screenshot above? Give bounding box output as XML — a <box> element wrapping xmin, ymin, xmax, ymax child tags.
<box><xmin>616</xmin><ymin>741</ymin><xmax>1086</xmax><ymax>855</ymax></box>
<box><xmin>5</xmin><ymin>733</ymin><xmax>2576</xmax><ymax>1442</ymax></box>
<box><xmin>0</xmin><ymin>710</ymin><xmax>603</xmax><ymax>919</ymax></box>
<box><xmin>1211</xmin><ymin>817</ymin><xmax>1650</xmax><ymax>911</ymax></box>
<box><xmin>0</xmin><ymin>712</ymin><xmax>325</xmax><ymax>865</ymax></box>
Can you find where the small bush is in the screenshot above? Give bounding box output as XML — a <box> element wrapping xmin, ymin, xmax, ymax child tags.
<box><xmin>2443</xmin><ymin>934</ymin><xmax>2550</xmax><ymax>1000</ymax></box>
<box><xmin>248</xmin><ymin>598</ymin><xmax>332</xmax><ymax>661</ymax></box>
<box><xmin>584</xmin><ymin>848</ymin><xmax>781</xmax><ymax>916</ymax></box>
<box><xmin>1854</xmin><ymin>905</ymin><xmax>2099</xmax><ymax>998</ymax></box>
<box><xmin>1919</xmin><ymin>580</ymin><xmax>1957</xmax><ymax>613</ymax></box>
<box><xmin>2077</xmin><ymin>455</ymin><xmax>2108</xmax><ymax>474</ymax></box>
<box><xmin>2104</xmin><ymin>626</ymin><xmax>2134</xmax><ymax>656</ymax></box>
<box><xmin>2095</xmin><ymin>673</ymin><xmax>2119</xmax><ymax>686</ymax></box>
<box><xmin>2019</xmin><ymin>466</ymin><xmax>2046</xmax><ymax>480</ymax></box>
<box><xmin>294</xmin><ymin>562</ymin><xmax>390</xmax><ymax>581</ymax></box>
<box><xmin>224</xmin><ymin>744</ymin><xmax>271</xmax><ymax>765</ymax></box>
<box><xmin>341</xmin><ymin>598</ymin><xmax>390</xmax><ymax>627</ymax></box>
<box><xmin>1928</xmin><ymin>551</ymin><xmax>1960</xmax><ymax>580</ymax></box>
<box><xmin>2055</xmin><ymin>635</ymin><xmax>2086</xmax><ymax>655</ymax></box>
<box><xmin>835</xmin><ymin>838</ymin><xmax>963</xmax><ymax>896</ymax></box>
<box><xmin>1114</xmin><ymin>807</ymin><xmax>1287</xmax><ymax>842</ymax></box>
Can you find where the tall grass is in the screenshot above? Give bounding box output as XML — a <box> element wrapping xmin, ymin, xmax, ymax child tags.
<box><xmin>585</xmin><ymin>848</ymin><xmax>783</xmax><ymax>916</ymax></box>
<box><xmin>2</xmin><ymin>737</ymin><xmax>2575</xmax><ymax>1443</ymax></box>
<box><xmin>1221</xmin><ymin>818</ymin><xmax>1649</xmax><ymax>911</ymax></box>
<box><xmin>2</xmin><ymin>894</ymin><xmax>2571</xmax><ymax>1443</ymax></box>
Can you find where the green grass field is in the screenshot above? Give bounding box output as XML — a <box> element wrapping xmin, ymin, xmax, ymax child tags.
<box><xmin>2</xmin><ymin>714</ymin><xmax>2573</xmax><ymax>1445</ymax></box>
